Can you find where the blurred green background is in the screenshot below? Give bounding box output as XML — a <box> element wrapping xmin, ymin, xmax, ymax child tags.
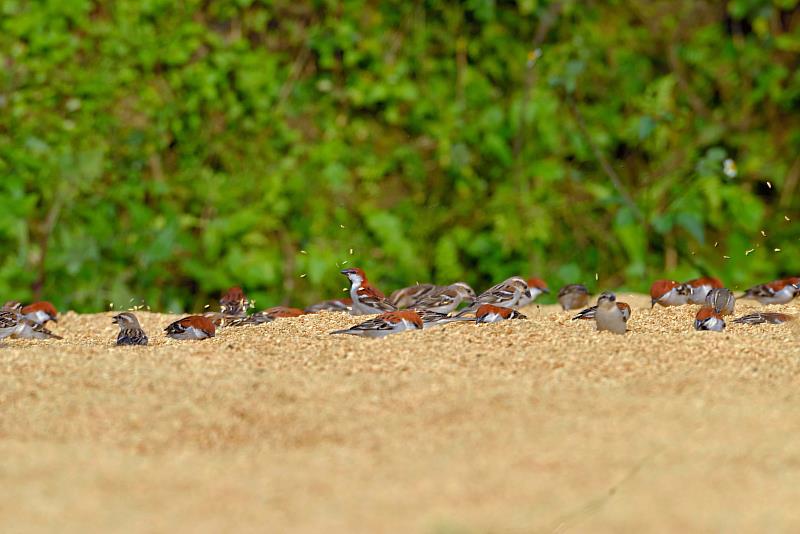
<box><xmin>1</xmin><ymin>0</ymin><xmax>799</xmax><ymax>312</ymax></box>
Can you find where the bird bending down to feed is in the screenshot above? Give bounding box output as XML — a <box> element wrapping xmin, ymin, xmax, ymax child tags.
<box><xmin>388</xmin><ymin>283</ymin><xmax>437</xmax><ymax>309</ymax></box>
<box><xmin>650</xmin><ymin>280</ymin><xmax>690</xmax><ymax>307</ymax></box>
<box><xmin>165</xmin><ymin>315</ymin><xmax>216</xmax><ymax>340</ymax></box>
<box><xmin>475</xmin><ymin>304</ymin><xmax>527</xmax><ymax>323</ymax></box>
<box><xmin>694</xmin><ymin>306</ymin><xmax>725</xmax><ymax>332</ymax></box>
<box><xmin>705</xmin><ymin>288</ymin><xmax>735</xmax><ymax>316</ymax></box>
<box><xmin>227</xmin><ymin>307</ymin><xmax>306</xmax><ymax>326</ymax></box>
<box><xmin>739</xmin><ymin>278</ymin><xmax>800</xmax><ymax>305</ymax></box>
<box><xmin>409</xmin><ymin>282</ymin><xmax>476</xmax><ymax>314</ymax></box>
<box><xmin>304</xmin><ymin>298</ymin><xmax>352</xmax><ymax>313</ymax></box>
<box><xmin>330</xmin><ymin>310</ymin><xmax>423</xmax><ymax>338</ymax></box>
<box><xmin>732</xmin><ymin>312</ymin><xmax>794</xmax><ymax>325</ymax></box>
<box><xmin>684</xmin><ymin>277</ymin><xmax>724</xmax><ymax>305</ymax></box>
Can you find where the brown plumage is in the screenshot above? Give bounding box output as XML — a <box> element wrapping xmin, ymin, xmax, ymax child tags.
<box><xmin>165</xmin><ymin>315</ymin><xmax>216</xmax><ymax>340</ymax></box>
<box><xmin>732</xmin><ymin>312</ymin><xmax>794</xmax><ymax>325</ymax></box>
<box><xmin>219</xmin><ymin>286</ymin><xmax>249</xmax><ymax>316</ymax></box>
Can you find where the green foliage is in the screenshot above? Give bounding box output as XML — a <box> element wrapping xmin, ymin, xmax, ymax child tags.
<box><xmin>1</xmin><ymin>0</ymin><xmax>799</xmax><ymax>312</ymax></box>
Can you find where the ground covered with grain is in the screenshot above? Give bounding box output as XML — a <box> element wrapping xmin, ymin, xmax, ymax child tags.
<box><xmin>2</xmin><ymin>294</ymin><xmax>800</xmax><ymax>533</ymax></box>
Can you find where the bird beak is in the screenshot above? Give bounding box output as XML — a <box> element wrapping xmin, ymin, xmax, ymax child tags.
<box><xmin>650</xmin><ymin>298</ymin><xmax>657</xmax><ymax>308</ymax></box>
<box><xmin>340</xmin><ymin>269</ymin><xmax>354</xmax><ymax>275</ymax></box>
<box><xmin>111</xmin><ymin>316</ymin><xmax>118</xmax><ymax>324</ymax></box>
<box><xmin>542</xmin><ymin>288</ymin><xmax>550</xmax><ymax>294</ymax></box>
<box><xmin>51</xmin><ymin>316</ymin><xmax>58</xmax><ymax>323</ymax></box>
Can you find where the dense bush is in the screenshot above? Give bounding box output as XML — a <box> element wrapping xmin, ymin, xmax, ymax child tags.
<box><xmin>1</xmin><ymin>0</ymin><xmax>799</xmax><ymax>312</ymax></box>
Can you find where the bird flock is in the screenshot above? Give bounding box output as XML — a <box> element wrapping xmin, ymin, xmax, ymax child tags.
<box><xmin>0</xmin><ymin>270</ymin><xmax>797</xmax><ymax>345</ymax></box>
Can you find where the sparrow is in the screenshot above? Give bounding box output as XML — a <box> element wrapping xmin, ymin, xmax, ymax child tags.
<box><xmin>411</xmin><ymin>309</ymin><xmax>459</xmax><ymax>328</ymax></box>
<box><xmin>732</xmin><ymin>312</ymin><xmax>794</xmax><ymax>325</ymax></box>
<box><xmin>694</xmin><ymin>306</ymin><xmax>725</xmax><ymax>331</ymax></box>
<box><xmin>112</xmin><ymin>312</ymin><xmax>148</xmax><ymax>346</ymax></box>
<box><xmin>650</xmin><ymin>279</ymin><xmax>691</xmax><ymax>307</ymax></box>
<box><xmin>304</xmin><ymin>298</ymin><xmax>353</xmax><ymax>313</ymax></box>
<box><xmin>475</xmin><ymin>304</ymin><xmax>527</xmax><ymax>323</ymax></box>
<box><xmin>228</xmin><ymin>306</ymin><xmax>306</xmax><ymax>326</ymax></box>
<box><xmin>684</xmin><ymin>276</ymin><xmax>724</xmax><ymax>305</ymax></box>
<box><xmin>219</xmin><ymin>286</ymin><xmax>249</xmax><ymax>317</ymax></box>
<box><xmin>705</xmin><ymin>288</ymin><xmax>735</xmax><ymax>316</ymax></box>
<box><xmin>409</xmin><ymin>282</ymin><xmax>476</xmax><ymax>314</ymax></box>
<box><xmin>164</xmin><ymin>315</ymin><xmax>216</xmax><ymax>340</ymax></box>
<box><xmin>739</xmin><ymin>277</ymin><xmax>800</xmax><ymax>305</ymax></box>
<box><xmin>572</xmin><ymin>302</ymin><xmax>631</xmax><ymax>322</ymax></box>
<box><xmin>517</xmin><ymin>277</ymin><xmax>550</xmax><ymax>306</ymax></box>
<box><xmin>21</xmin><ymin>301</ymin><xmax>58</xmax><ymax>324</ymax></box>
<box><xmin>557</xmin><ymin>284</ymin><xmax>590</xmax><ymax>311</ymax></box>
<box><xmin>457</xmin><ymin>276</ymin><xmax>530</xmax><ymax>315</ymax></box>
<box><xmin>388</xmin><ymin>283</ymin><xmax>438</xmax><ymax>309</ymax></box>
<box><xmin>594</xmin><ymin>292</ymin><xmax>629</xmax><ymax>334</ymax></box>
<box><xmin>2</xmin><ymin>302</ymin><xmax>62</xmax><ymax>340</ymax></box>
<box><xmin>0</xmin><ymin>305</ymin><xmax>24</xmax><ymax>341</ymax></box>
<box><xmin>340</xmin><ymin>268</ymin><xmax>398</xmax><ymax>316</ymax></box>
<box><xmin>330</xmin><ymin>310</ymin><xmax>423</xmax><ymax>338</ymax></box>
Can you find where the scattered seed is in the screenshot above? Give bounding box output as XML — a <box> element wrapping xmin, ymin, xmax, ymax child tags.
<box><xmin>767</xmin><ymin>181</ymin><xmax>772</xmax><ymax>189</ymax></box>
<box><xmin>714</xmin><ymin>242</ymin><xmax>719</xmax><ymax>247</ymax></box>
<box><xmin>204</xmin><ymin>304</ymin><xmax>210</xmax><ymax>309</ymax></box>
<box><xmin>340</xmin><ymin>224</ymin><xmax>346</xmax><ymax>229</ymax></box>
<box><xmin>595</xmin><ymin>273</ymin><xmax>599</xmax><ymax>281</ymax></box>
<box><xmin>745</xmin><ymin>249</ymin><xmax>754</xmax><ymax>256</ymax></box>
<box><xmin>723</xmin><ymin>255</ymin><xmax>731</xmax><ymax>259</ymax></box>
<box><xmin>349</xmin><ymin>248</ymin><xmax>353</xmax><ymax>255</ymax></box>
<box><xmin>760</xmin><ymin>230</ymin><xmax>767</xmax><ymax>237</ymax></box>
<box><xmin>341</xmin><ymin>260</ymin><xmax>349</xmax><ymax>265</ymax></box>
<box><xmin>300</xmin><ymin>274</ymin><xmax>307</xmax><ymax>278</ymax></box>
<box><xmin>300</xmin><ymin>250</ymin><xmax>308</xmax><ymax>255</ymax></box>
<box><xmin>723</xmin><ymin>159</ymin><xmax>737</xmax><ymax>178</ymax></box>
<box><xmin>775</xmin><ymin>248</ymin><xmax>781</xmax><ymax>252</ymax></box>
<box><xmin>785</xmin><ymin>215</ymin><xmax>791</xmax><ymax>221</ymax></box>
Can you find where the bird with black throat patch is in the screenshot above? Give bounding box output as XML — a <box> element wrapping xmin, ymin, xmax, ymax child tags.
<box><xmin>475</xmin><ymin>304</ymin><xmax>527</xmax><ymax>324</ymax></box>
<box><xmin>330</xmin><ymin>310</ymin><xmax>423</xmax><ymax>338</ymax></box>
<box><xmin>165</xmin><ymin>315</ymin><xmax>216</xmax><ymax>340</ymax></box>
<box><xmin>694</xmin><ymin>306</ymin><xmax>725</xmax><ymax>332</ymax></box>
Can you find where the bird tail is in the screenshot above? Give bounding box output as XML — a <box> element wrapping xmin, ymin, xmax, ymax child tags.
<box><xmin>330</xmin><ymin>329</ymin><xmax>356</xmax><ymax>336</ymax></box>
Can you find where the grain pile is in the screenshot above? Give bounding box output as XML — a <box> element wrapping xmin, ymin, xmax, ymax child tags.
<box><xmin>1</xmin><ymin>294</ymin><xmax>799</xmax><ymax>532</ymax></box>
